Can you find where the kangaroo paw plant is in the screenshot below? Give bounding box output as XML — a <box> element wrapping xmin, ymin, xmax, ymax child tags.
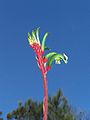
<box><xmin>28</xmin><ymin>28</ymin><xmax>68</xmax><ymax>120</ymax></box>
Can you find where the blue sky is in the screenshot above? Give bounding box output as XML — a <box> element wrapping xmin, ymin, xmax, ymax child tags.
<box><xmin>0</xmin><ymin>0</ymin><xmax>90</xmax><ymax>118</ymax></box>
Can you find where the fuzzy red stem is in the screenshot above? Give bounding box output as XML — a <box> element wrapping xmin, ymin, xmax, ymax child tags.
<box><xmin>43</xmin><ymin>74</ymin><xmax>48</xmax><ymax>120</ymax></box>
<box><xmin>31</xmin><ymin>43</ymin><xmax>48</xmax><ymax>120</ymax></box>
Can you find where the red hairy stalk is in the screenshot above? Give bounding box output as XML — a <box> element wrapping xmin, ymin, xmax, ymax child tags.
<box><xmin>43</xmin><ymin>74</ymin><xmax>48</xmax><ymax>120</ymax></box>
<box><xmin>31</xmin><ymin>43</ymin><xmax>48</xmax><ymax>120</ymax></box>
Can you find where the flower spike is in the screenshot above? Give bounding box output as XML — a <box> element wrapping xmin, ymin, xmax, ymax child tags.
<box><xmin>28</xmin><ymin>28</ymin><xmax>68</xmax><ymax>120</ymax></box>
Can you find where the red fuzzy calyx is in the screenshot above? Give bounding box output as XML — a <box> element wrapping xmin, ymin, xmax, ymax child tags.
<box><xmin>31</xmin><ymin>43</ymin><xmax>41</xmax><ymax>50</ymax></box>
<box><xmin>43</xmin><ymin>57</ymin><xmax>48</xmax><ymax>63</ymax></box>
<box><xmin>46</xmin><ymin>65</ymin><xmax>51</xmax><ymax>72</ymax></box>
<box><xmin>41</xmin><ymin>50</ymin><xmax>44</xmax><ymax>55</ymax></box>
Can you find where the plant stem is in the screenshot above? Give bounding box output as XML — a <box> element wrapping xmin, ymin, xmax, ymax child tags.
<box><xmin>43</xmin><ymin>73</ymin><xmax>48</xmax><ymax>120</ymax></box>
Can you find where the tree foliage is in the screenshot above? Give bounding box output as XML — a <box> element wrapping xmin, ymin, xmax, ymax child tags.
<box><xmin>7</xmin><ymin>89</ymin><xmax>75</xmax><ymax>120</ymax></box>
<box><xmin>0</xmin><ymin>111</ymin><xmax>3</xmax><ymax>120</ymax></box>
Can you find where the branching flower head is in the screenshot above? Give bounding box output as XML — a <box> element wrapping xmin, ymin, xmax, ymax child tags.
<box><xmin>28</xmin><ymin>28</ymin><xmax>68</xmax><ymax>74</ymax></box>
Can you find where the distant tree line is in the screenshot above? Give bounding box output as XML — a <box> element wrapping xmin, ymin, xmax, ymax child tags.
<box><xmin>7</xmin><ymin>89</ymin><xmax>75</xmax><ymax>120</ymax></box>
<box><xmin>1</xmin><ymin>89</ymin><xmax>90</xmax><ymax>120</ymax></box>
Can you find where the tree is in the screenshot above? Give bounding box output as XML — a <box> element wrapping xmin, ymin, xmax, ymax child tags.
<box><xmin>73</xmin><ymin>109</ymin><xmax>90</xmax><ymax>120</ymax></box>
<box><xmin>0</xmin><ymin>111</ymin><xmax>3</xmax><ymax>120</ymax></box>
<box><xmin>7</xmin><ymin>89</ymin><xmax>75</xmax><ymax>120</ymax></box>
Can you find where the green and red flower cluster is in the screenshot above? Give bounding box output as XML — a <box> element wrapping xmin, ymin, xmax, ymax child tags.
<box><xmin>28</xmin><ymin>28</ymin><xmax>68</xmax><ymax>75</ymax></box>
<box><xmin>28</xmin><ymin>28</ymin><xmax>68</xmax><ymax>120</ymax></box>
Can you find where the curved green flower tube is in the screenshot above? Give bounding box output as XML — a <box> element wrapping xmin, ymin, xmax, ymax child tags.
<box><xmin>45</xmin><ymin>52</ymin><xmax>57</xmax><ymax>59</ymax></box>
<box><xmin>42</xmin><ymin>32</ymin><xmax>49</xmax><ymax>51</ymax></box>
<box><xmin>47</xmin><ymin>53</ymin><xmax>68</xmax><ymax>67</ymax></box>
<box><xmin>36</xmin><ymin>27</ymin><xmax>40</xmax><ymax>45</ymax></box>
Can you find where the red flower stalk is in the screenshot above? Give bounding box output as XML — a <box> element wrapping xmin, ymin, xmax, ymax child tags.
<box><xmin>28</xmin><ymin>28</ymin><xmax>68</xmax><ymax>120</ymax></box>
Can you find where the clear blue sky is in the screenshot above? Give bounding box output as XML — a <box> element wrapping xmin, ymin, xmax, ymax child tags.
<box><xmin>0</xmin><ymin>0</ymin><xmax>90</xmax><ymax>118</ymax></box>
